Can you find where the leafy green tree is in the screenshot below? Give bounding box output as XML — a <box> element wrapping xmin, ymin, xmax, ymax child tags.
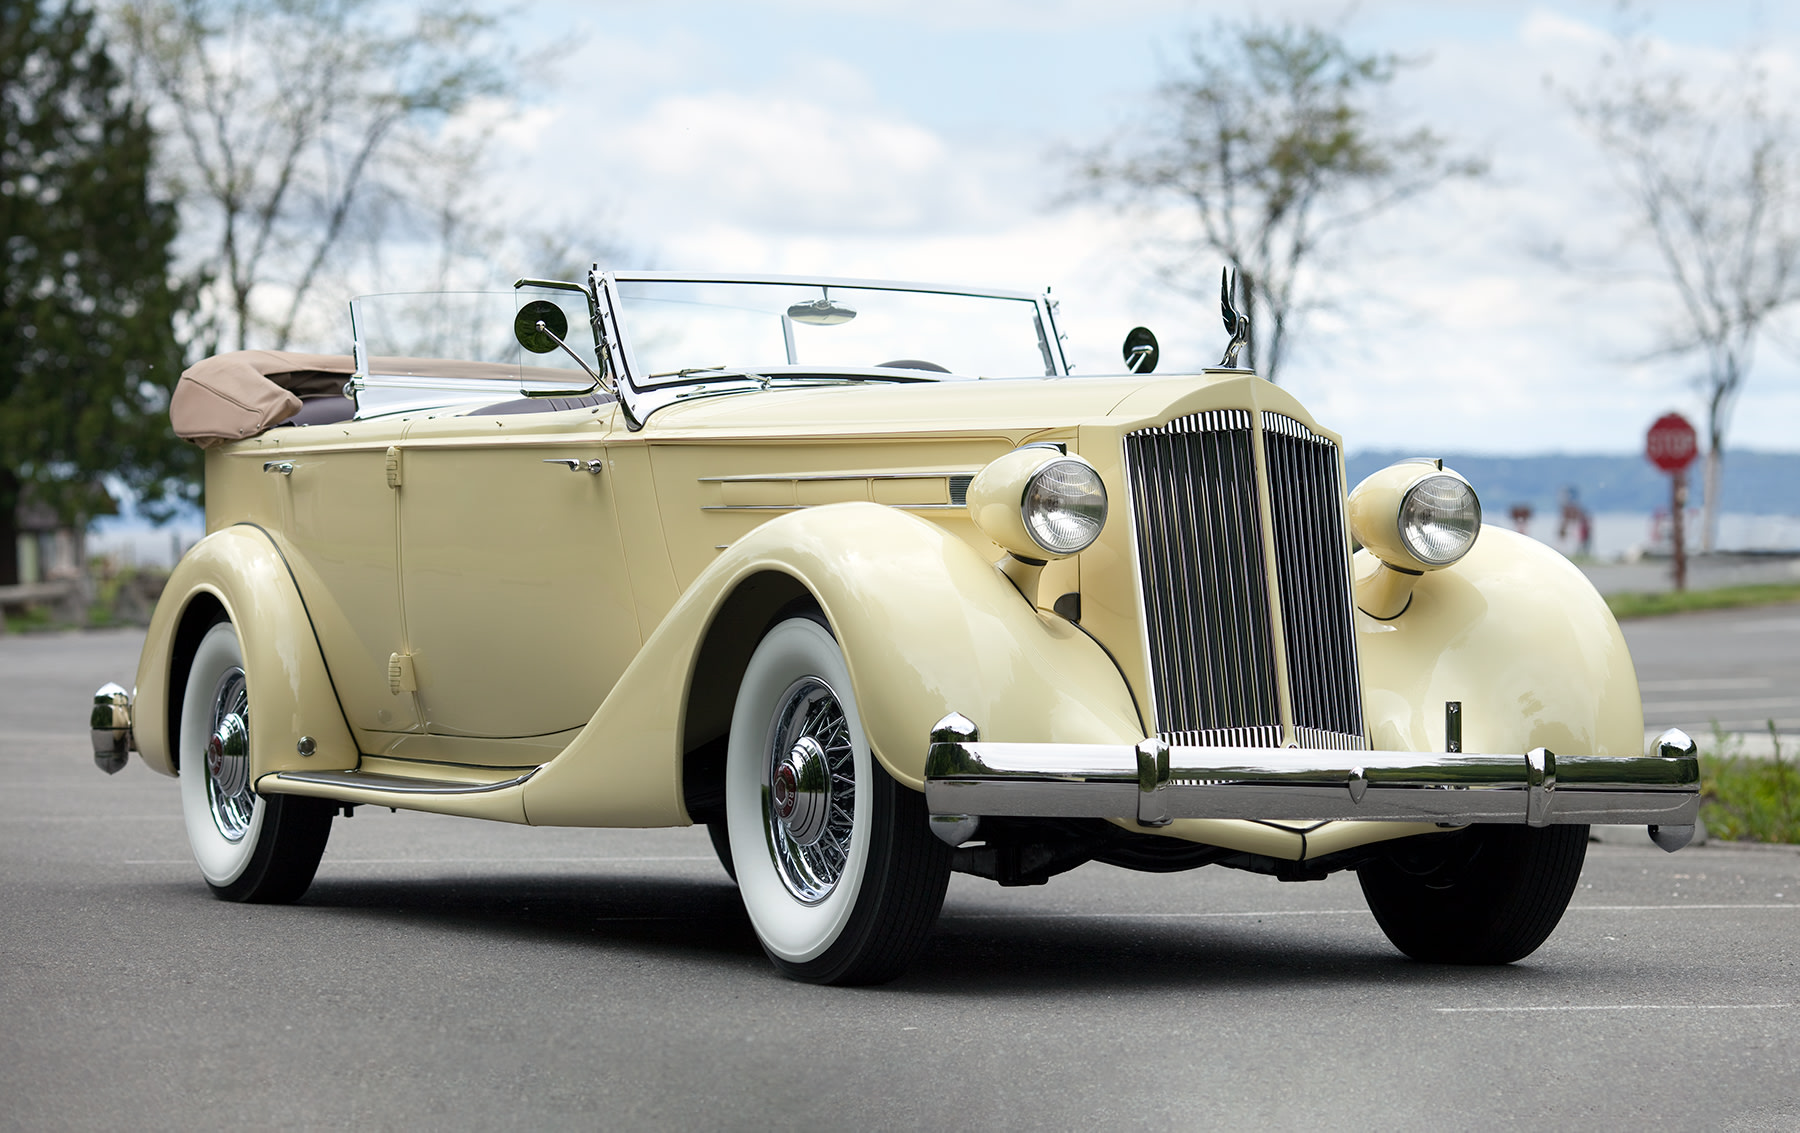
<box><xmin>1</xmin><ymin>0</ymin><xmax>194</xmax><ymax>585</ymax></box>
<box><xmin>1071</xmin><ymin>22</ymin><xmax>1481</xmax><ymax>380</ymax></box>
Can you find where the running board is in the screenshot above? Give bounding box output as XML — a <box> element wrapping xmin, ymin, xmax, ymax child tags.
<box><xmin>258</xmin><ymin>767</ymin><xmax>541</xmax><ymax>823</ymax></box>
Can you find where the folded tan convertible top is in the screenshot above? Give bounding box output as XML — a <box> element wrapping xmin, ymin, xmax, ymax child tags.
<box><xmin>171</xmin><ymin>351</ymin><xmax>352</xmax><ymax>448</ymax></box>
<box><xmin>171</xmin><ymin>351</ymin><xmax>531</xmax><ymax>447</ymax></box>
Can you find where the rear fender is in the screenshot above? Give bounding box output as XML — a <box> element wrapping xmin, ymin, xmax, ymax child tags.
<box><xmin>132</xmin><ymin>524</ymin><xmax>359</xmax><ymax>778</ymax></box>
<box><xmin>520</xmin><ymin>502</ymin><xmax>1144</xmax><ymax>826</ymax></box>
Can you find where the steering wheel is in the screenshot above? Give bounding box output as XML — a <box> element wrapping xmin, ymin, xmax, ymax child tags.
<box><xmin>873</xmin><ymin>359</ymin><xmax>950</xmax><ymax>373</ymax></box>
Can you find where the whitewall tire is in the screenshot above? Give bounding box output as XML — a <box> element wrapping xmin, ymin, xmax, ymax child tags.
<box><xmin>725</xmin><ymin>614</ymin><xmax>950</xmax><ymax>984</ymax></box>
<box><xmin>178</xmin><ymin>619</ymin><xmax>333</xmax><ymax>903</ymax></box>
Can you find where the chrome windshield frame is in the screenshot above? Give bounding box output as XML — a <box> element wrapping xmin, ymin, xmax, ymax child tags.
<box><xmin>590</xmin><ymin>270</ymin><xmax>1070</xmax><ymax>431</ymax></box>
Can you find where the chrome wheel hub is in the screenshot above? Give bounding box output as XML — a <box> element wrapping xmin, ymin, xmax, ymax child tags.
<box><xmin>204</xmin><ymin>667</ymin><xmax>254</xmax><ymax>843</ymax></box>
<box><xmin>764</xmin><ymin>677</ymin><xmax>855</xmax><ymax>904</ymax></box>
<box><xmin>772</xmin><ymin>735</ymin><xmax>832</xmax><ymax>847</ymax></box>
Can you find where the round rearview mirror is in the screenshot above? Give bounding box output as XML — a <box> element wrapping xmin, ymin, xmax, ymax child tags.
<box><xmin>514</xmin><ymin>300</ymin><xmax>569</xmax><ymax>354</ymax></box>
<box><xmin>1123</xmin><ymin>326</ymin><xmax>1158</xmax><ymax>374</ymax></box>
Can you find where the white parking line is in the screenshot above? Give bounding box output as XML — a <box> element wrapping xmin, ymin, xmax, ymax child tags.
<box><xmin>1</xmin><ymin>816</ymin><xmax>176</xmax><ymax>822</ymax></box>
<box><xmin>1568</xmin><ymin>904</ymin><xmax>1799</xmax><ymax>911</ymax></box>
<box><xmin>1435</xmin><ymin>1004</ymin><xmax>1792</xmax><ymax>1014</ymax></box>
<box><xmin>1639</xmin><ymin>678</ymin><xmax>1773</xmax><ymax>692</ymax></box>
<box><xmin>124</xmin><ymin>855</ymin><xmax>717</xmax><ymax>865</ymax></box>
<box><xmin>1645</xmin><ymin>697</ymin><xmax>1800</xmax><ymax>714</ymax></box>
<box><xmin>942</xmin><ymin>910</ymin><xmax>1362</xmax><ymax>920</ymax></box>
<box><xmin>943</xmin><ymin>904</ymin><xmax>1800</xmax><ymax>921</ymax></box>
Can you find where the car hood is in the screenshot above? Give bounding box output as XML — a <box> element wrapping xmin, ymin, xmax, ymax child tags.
<box><xmin>637</xmin><ymin>370</ymin><xmax>1335</xmax><ymax>443</ymax></box>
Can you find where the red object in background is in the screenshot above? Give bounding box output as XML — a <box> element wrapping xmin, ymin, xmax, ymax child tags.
<box><xmin>1646</xmin><ymin>412</ymin><xmax>1697</xmax><ymax>591</ymax></box>
<box><xmin>1646</xmin><ymin>412</ymin><xmax>1698</xmax><ymax>473</ymax></box>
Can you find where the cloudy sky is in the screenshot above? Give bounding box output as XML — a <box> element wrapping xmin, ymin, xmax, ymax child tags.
<box><xmin>425</xmin><ymin>3</ymin><xmax>1800</xmax><ymax>456</ymax></box>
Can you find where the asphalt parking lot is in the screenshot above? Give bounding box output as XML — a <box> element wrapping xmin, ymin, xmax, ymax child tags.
<box><xmin>1622</xmin><ymin>602</ymin><xmax>1800</xmax><ymax>741</ymax></box>
<box><xmin>3</xmin><ymin>622</ymin><xmax>1797</xmax><ymax>1130</ymax></box>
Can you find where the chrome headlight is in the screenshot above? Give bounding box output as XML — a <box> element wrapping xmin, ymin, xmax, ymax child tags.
<box><xmin>969</xmin><ymin>447</ymin><xmax>1108</xmax><ymax>560</ymax></box>
<box><xmin>1398</xmin><ymin>474</ymin><xmax>1481</xmax><ymax>565</ymax></box>
<box><xmin>1023</xmin><ymin>459</ymin><xmax>1108</xmax><ymax>555</ymax></box>
<box><xmin>1349</xmin><ymin>460</ymin><xmax>1481</xmax><ymax>572</ymax></box>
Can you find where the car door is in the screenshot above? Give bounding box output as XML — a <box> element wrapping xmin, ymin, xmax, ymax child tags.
<box><xmin>393</xmin><ymin>406</ymin><xmax>639</xmax><ymax>749</ymax></box>
<box><xmin>278</xmin><ymin>435</ymin><xmax>423</xmax><ymax>740</ymax></box>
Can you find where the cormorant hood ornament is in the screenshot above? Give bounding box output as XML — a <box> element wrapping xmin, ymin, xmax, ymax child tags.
<box><xmin>1219</xmin><ymin>267</ymin><xmax>1250</xmax><ymax>370</ymax></box>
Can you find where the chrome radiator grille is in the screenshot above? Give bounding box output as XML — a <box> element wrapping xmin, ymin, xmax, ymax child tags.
<box><xmin>1262</xmin><ymin>412</ymin><xmax>1366</xmax><ymax>749</ymax></box>
<box><xmin>1123</xmin><ymin>410</ymin><xmax>1365</xmax><ymax>749</ymax></box>
<box><xmin>1123</xmin><ymin>410</ymin><xmax>1281</xmax><ymax>747</ymax></box>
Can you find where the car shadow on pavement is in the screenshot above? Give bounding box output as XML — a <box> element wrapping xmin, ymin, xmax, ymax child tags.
<box><xmin>297</xmin><ymin>872</ymin><xmax>768</xmax><ymax>965</ymax></box>
<box><xmin>898</xmin><ymin>912</ymin><xmax>1607</xmax><ymax>998</ymax></box>
<box><xmin>261</xmin><ymin>871</ymin><xmax>1610</xmax><ymax>996</ymax></box>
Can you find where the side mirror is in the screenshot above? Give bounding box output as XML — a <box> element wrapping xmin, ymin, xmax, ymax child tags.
<box><xmin>514</xmin><ymin>300</ymin><xmax>569</xmax><ymax>354</ymax></box>
<box><xmin>1123</xmin><ymin>326</ymin><xmax>1158</xmax><ymax>374</ymax></box>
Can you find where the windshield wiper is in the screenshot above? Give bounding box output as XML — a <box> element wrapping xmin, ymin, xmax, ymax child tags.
<box><xmin>647</xmin><ymin>365</ymin><xmax>732</xmax><ymax>379</ymax></box>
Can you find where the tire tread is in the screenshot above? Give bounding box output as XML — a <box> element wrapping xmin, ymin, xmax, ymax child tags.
<box><xmin>1357</xmin><ymin>824</ymin><xmax>1589</xmax><ymax>965</ymax></box>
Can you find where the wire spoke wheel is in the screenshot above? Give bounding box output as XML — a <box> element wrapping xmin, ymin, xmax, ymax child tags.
<box><xmin>764</xmin><ymin>677</ymin><xmax>857</xmax><ymax>903</ymax></box>
<box><xmin>203</xmin><ymin>667</ymin><xmax>256</xmax><ymax>842</ymax></box>
<box><xmin>727</xmin><ymin>614</ymin><xmax>952</xmax><ymax>984</ymax></box>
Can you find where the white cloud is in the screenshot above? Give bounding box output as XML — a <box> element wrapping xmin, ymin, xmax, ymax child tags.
<box><xmin>1518</xmin><ymin>7</ymin><xmax>1611</xmax><ymax>51</ymax></box>
<box><xmin>468</xmin><ymin>1</ymin><xmax>1800</xmax><ymax>459</ymax></box>
<box><xmin>609</xmin><ymin>93</ymin><xmax>973</xmax><ymax>231</ymax></box>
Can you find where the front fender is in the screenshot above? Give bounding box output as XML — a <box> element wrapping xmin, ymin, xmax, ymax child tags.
<box><xmin>132</xmin><ymin>524</ymin><xmax>359</xmax><ymax>779</ymax></box>
<box><xmin>1357</xmin><ymin>525</ymin><xmax>1644</xmax><ymax>760</ymax></box>
<box><xmin>520</xmin><ymin>502</ymin><xmax>1143</xmax><ymax>826</ymax></box>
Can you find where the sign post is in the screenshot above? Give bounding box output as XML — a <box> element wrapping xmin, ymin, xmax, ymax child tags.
<box><xmin>1646</xmin><ymin>413</ymin><xmax>1699</xmax><ymax>591</ymax></box>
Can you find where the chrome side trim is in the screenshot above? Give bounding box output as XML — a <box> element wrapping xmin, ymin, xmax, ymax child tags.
<box><xmin>697</xmin><ymin>470</ymin><xmax>982</xmax><ymax>483</ymax></box>
<box><xmin>924</xmin><ymin>714</ymin><xmax>1700</xmax><ymax>831</ymax></box>
<box><xmin>701</xmin><ymin>503</ymin><xmax>970</xmax><ymax>512</ymax></box>
<box><xmin>262</xmin><ymin>767</ymin><xmax>539</xmax><ymax>796</ymax></box>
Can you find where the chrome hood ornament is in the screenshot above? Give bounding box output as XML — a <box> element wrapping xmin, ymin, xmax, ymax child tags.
<box><xmin>1219</xmin><ymin>267</ymin><xmax>1250</xmax><ymax>369</ymax></box>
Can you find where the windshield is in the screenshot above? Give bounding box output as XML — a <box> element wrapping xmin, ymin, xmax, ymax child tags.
<box><xmin>346</xmin><ymin>289</ymin><xmax>601</xmax><ymax>416</ymax></box>
<box><xmin>612</xmin><ymin>280</ymin><xmax>1056</xmax><ymax>384</ymax></box>
<box><xmin>350</xmin><ymin>290</ymin><xmax>597</xmax><ymax>376</ymax></box>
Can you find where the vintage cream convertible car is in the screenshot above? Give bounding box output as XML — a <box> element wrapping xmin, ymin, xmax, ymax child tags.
<box><xmin>90</xmin><ymin>271</ymin><xmax>1700</xmax><ymax>984</ymax></box>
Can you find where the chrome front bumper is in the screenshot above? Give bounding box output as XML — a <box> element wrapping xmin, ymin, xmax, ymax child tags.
<box><xmin>923</xmin><ymin>714</ymin><xmax>1703</xmax><ymax>852</ymax></box>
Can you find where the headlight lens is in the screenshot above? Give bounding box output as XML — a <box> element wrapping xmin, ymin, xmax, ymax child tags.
<box><xmin>1022</xmin><ymin>459</ymin><xmax>1108</xmax><ymax>556</ymax></box>
<box><xmin>1398</xmin><ymin>474</ymin><xmax>1481</xmax><ymax>565</ymax></box>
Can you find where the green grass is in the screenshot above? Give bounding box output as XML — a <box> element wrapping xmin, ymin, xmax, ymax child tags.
<box><xmin>1607</xmin><ymin>581</ymin><xmax>1800</xmax><ymax>620</ymax></box>
<box><xmin>1700</xmin><ymin>724</ymin><xmax>1800</xmax><ymax>844</ymax></box>
<box><xmin>1</xmin><ymin>605</ymin><xmax>57</xmax><ymax>635</ymax></box>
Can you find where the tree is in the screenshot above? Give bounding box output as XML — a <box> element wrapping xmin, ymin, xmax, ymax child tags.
<box><xmin>112</xmin><ymin>0</ymin><xmax>516</xmax><ymax>354</ymax></box>
<box><xmin>1563</xmin><ymin>25</ymin><xmax>1800</xmax><ymax>552</ymax></box>
<box><xmin>1</xmin><ymin>0</ymin><xmax>195</xmax><ymax>586</ymax></box>
<box><xmin>1070</xmin><ymin>21</ymin><xmax>1480</xmax><ymax>381</ymax></box>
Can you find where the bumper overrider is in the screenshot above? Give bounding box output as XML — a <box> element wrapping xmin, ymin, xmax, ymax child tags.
<box><xmin>923</xmin><ymin>714</ymin><xmax>1703</xmax><ymax>853</ymax></box>
<box><xmin>90</xmin><ymin>683</ymin><xmax>135</xmax><ymax>775</ymax></box>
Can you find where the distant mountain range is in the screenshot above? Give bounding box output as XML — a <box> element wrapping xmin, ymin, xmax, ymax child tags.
<box><xmin>1344</xmin><ymin>450</ymin><xmax>1800</xmax><ymax>515</ymax></box>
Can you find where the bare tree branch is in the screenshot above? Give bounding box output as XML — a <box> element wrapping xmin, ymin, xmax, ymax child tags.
<box><xmin>1066</xmin><ymin>20</ymin><xmax>1480</xmax><ymax>381</ymax></box>
<box><xmin>1561</xmin><ymin>20</ymin><xmax>1800</xmax><ymax>551</ymax></box>
<box><xmin>112</xmin><ymin>0</ymin><xmax>519</xmax><ymax>353</ymax></box>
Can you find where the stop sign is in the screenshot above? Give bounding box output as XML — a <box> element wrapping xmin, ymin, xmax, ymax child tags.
<box><xmin>1646</xmin><ymin>412</ymin><xmax>1698</xmax><ymax>473</ymax></box>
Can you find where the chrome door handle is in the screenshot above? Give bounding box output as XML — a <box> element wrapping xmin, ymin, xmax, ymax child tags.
<box><xmin>263</xmin><ymin>461</ymin><xmax>294</xmax><ymax>475</ymax></box>
<box><xmin>544</xmin><ymin>458</ymin><xmax>603</xmax><ymax>475</ymax></box>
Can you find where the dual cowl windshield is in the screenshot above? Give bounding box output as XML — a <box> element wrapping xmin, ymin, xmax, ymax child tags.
<box><xmin>612</xmin><ymin>279</ymin><xmax>1059</xmax><ymax>383</ymax></box>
